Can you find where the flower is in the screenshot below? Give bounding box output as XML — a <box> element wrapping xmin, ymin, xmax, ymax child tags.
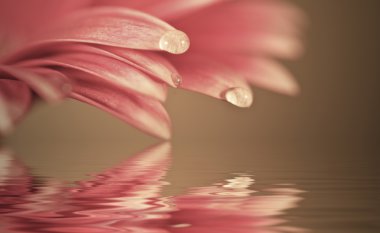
<box><xmin>0</xmin><ymin>144</ymin><xmax>306</xmax><ymax>233</ymax></box>
<box><xmin>0</xmin><ymin>0</ymin><xmax>305</xmax><ymax>139</ymax></box>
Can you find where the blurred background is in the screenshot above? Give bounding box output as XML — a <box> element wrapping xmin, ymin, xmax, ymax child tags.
<box><xmin>1</xmin><ymin>1</ymin><xmax>380</xmax><ymax>232</ymax></box>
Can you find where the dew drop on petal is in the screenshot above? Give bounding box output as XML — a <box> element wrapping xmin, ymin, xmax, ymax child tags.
<box><xmin>171</xmin><ymin>73</ymin><xmax>182</xmax><ymax>87</ymax></box>
<box><xmin>159</xmin><ymin>30</ymin><xmax>190</xmax><ymax>54</ymax></box>
<box><xmin>224</xmin><ymin>87</ymin><xmax>253</xmax><ymax>108</ymax></box>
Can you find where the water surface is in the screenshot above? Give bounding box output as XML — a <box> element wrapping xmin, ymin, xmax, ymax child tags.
<box><xmin>0</xmin><ymin>142</ymin><xmax>379</xmax><ymax>233</ymax></box>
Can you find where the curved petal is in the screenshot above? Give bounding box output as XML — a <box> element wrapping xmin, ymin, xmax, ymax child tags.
<box><xmin>31</xmin><ymin>7</ymin><xmax>190</xmax><ymax>54</ymax></box>
<box><xmin>9</xmin><ymin>43</ymin><xmax>181</xmax><ymax>87</ymax></box>
<box><xmin>187</xmin><ymin>33</ymin><xmax>303</xmax><ymax>59</ymax></box>
<box><xmin>17</xmin><ymin>52</ymin><xmax>168</xmax><ymax>102</ymax></box>
<box><xmin>0</xmin><ymin>0</ymin><xmax>91</xmax><ymax>41</ymax></box>
<box><xmin>218</xmin><ymin>56</ymin><xmax>300</xmax><ymax>96</ymax></box>
<box><xmin>104</xmin><ymin>45</ymin><xmax>182</xmax><ymax>87</ymax></box>
<box><xmin>0</xmin><ymin>65</ymin><xmax>72</xmax><ymax>102</ymax></box>
<box><xmin>243</xmin><ymin>59</ymin><xmax>300</xmax><ymax>96</ymax></box>
<box><xmin>169</xmin><ymin>55</ymin><xmax>253</xmax><ymax>108</ymax></box>
<box><xmin>0</xmin><ymin>79</ymin><xmax>31</xmax><ymax>134</ymax></box>
<box><xmin>59</xmin><ymin>44</ymin><xmax>181</xmax><ymax>87</ymax></box>
<box><xmin>67</xmin><ymin>70</ymin><xmax>171</xmax><ymax>139</ymax></box>
<box><xmin>93</xmin><ymin>0</ymin><xmax>227</xmax><ymax>20</ymax></box>
<box><xmin>174</xmin><ymin>0</ymin><xmax>305</xmax><ymax>58</ymax></box>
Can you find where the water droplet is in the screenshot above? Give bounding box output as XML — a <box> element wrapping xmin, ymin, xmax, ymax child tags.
<box><xmin>171</xmin><ymin>73</ymin><xmax>182</xmax><ymax>87</ymax></box>
<box><xmin>159</xmin><ymin>30</ymin><xmax>190</xmax><ymax>54</ymax></box>
<box><xmin>224</xmin><ymin>87</ymin><xmax>253</xmax><ymax>108</ymax></box>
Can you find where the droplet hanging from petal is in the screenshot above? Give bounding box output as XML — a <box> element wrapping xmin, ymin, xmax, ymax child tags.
<box><xmin>171</xmin><ymin>73</ymin><xmax>182</xmax><ymax>87</ymax></box>
<box><xmin>224</xmin><ymin>87</ymin><xmax>253</xmax><ymax>108</ymax></box>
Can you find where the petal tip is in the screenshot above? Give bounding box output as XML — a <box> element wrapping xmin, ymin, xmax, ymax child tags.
<box><xmin>288</xmin><ymin>82</ymin><xmax>301</xmax><ymax>96</ymax></box>
<box><xmin>278</xmin><ymin>76</ymin><xmax>301</xmax><ymax>96</ymax></box>
<box><xmin>158</xmin><ymin>129</ymin><xmax>171</xmax><ymax>140</ymax></box>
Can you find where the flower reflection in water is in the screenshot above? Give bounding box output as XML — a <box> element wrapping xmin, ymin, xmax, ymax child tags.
<box><xmin>0</xmin><ymin>144</ymin><xmax>306</xmax><ymax>233</ymax></box>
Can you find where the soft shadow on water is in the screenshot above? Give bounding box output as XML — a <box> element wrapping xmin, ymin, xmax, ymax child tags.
<box><xmin>0</xmin><ymin>143</ymin><xmax>306</xmax><ymax>233</ymax></box>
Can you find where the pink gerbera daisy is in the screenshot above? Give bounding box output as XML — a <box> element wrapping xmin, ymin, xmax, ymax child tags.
<box><xmin>0</xmin><ymin>0</ymin><xmax>305</xmax><ymax>139</ymax></box>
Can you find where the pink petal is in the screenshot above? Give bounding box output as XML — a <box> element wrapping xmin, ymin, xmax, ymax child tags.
<box><xmin>174</xmin><ymin>0</ymin><xmax>305</xmax><ymax>58</ymax></box>
<box><xmin>219</xmin><ymin>56</ymin><xmax>300</xmax><ymax>96</ymax></box>
<box><xmin>169</xmin><ymin>55</ymin><xmax>253</xmax><ymax>108</ymax></box>
<box><xmin>11</xmin><ymin>43</ymin><xmax>181</xmax><ymax>87</ymax></box>
<box><xmin>0</xmin><ymin>65</ymin><xmax>72</xmax><ymax>102</ymax></box>
<box><xmin>0</xmin><ymin>0</ymin><xmax>91</xmax><ymax>48</ymax></box>
<box><xmin>0</xmin><ymin>79</ymin><xmax>31</xmax><ymax>134</ymax></box>
<box><xmin>188</xmin><ymin>33</ymin><xmax>303</xmax><ymax>59</ymax></box>
<box><xmin>105</xmin><ymin>45</ymin><xmax>182</xmax><ymax>87</ymax></box>
<box><xmin>67</xmin><ymin>70</ymin><xmax>171</xmax><ymax>139</ymax></box>
<box><xmin>32</xmin><ymin>7</ymin><xmax>190</xmax><ymax>54</ymax></box>
<box><xmin>246</xmin><ymin>59</ymin><xmax>300</xmax><ymax>96</ymax></box>
<box><xmin>17</xmin><ymin>52</ymin><xmax>167</xmax><ymax>102</ymax></box>
<box><xmin>93</xmin><ymin>0</ymin><xmax>226</xmax><ymax>20</ymax></box>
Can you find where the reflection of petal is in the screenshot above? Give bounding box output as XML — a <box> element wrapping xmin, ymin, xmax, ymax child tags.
<box><xmin>0</xmin><ymin>149</ymin><xmax>13</xmax><ymax>182</ymax></box>
<box><xmin>0</xmin><ymin>149</ymin><xmax>32</xmax><ymax>214</ymax></box>
<box><xmin>71</xmin><ymin>143</ymin><xmax>171</xmax><ymax>199</ymax></box>
<box><xmin>0</xmin><ymin>151</ymin><xmax>66</xmax><ymax>221</ymax></box>
<box><xmin>223</xmin><ymin>176</ymin><xmax>255</xmax><ymax>190</ymax></box>
<box><xmin>250</xmin><ymin>187</ymin><xmax>304</xmax><ymax>217</ymax></box>
<box><xmin>53</xmin><ymin>143</ymin><xmax>172</xmax><ymax>230</ymax></box>
<box><xmin>0</xmin><ymin>146</ymin><xmax>306</xmax><ymax>233</ymax></box>
<box><xmin>170</xmin><ymin>177</ymin><xmax>305</xmax><ymax>233</ymax></box>
<box><xmin>0</xmin><ymin>144</ymin><xmax>173</xmax><ymax>233</ymax></box>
